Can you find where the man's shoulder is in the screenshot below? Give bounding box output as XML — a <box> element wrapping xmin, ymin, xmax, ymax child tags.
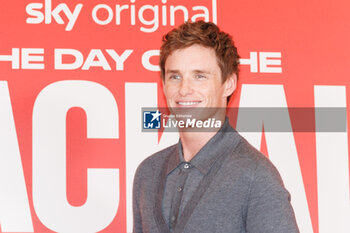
<box><xmin>134</xmin><ymin>143</ymin><xmax>178</xmax><ymax>177</ymax></box>
<box><xmin>229</xmin><ymin>133</ymin><xmax>280</xmax><ymax>179</ymax></box>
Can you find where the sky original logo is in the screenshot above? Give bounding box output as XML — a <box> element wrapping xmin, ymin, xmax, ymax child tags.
<box><xmin>143</xmin><ymin>110</ymin><xmax>161</xmax><ymax>129</ymax></box>
<box><xmin>25</xmin><ymin>0</ymin><xmax>218</xmax><ymax>32</ymax></box>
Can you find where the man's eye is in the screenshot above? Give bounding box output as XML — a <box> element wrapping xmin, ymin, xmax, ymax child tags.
<box><xmin>196</xmin><ymin>74</ymin><xmax>206</xmax><ymax>79</ymax></box>
<box><xmin>169</xmin><ymin>75</ymin><xmax>180</xmax><ymax>80</ymax></box>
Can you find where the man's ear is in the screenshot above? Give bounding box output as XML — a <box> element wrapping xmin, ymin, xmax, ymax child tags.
<box><xmin>223</xmin><ymin>74</ymin><xmax>237</xmax><ymax>98</ymax></box>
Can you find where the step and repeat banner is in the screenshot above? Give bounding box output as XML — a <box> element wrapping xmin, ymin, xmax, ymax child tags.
<box><xmin>1</xmin><ymin>0</ymin><xmax>350</xmax><ymax>232</ymax></box>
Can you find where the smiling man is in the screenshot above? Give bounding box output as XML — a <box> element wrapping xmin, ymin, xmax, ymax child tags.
<box><xmin>133</xmin><ymin>21</ymin><xmax>299</xmax><ymax>233</ymax></box>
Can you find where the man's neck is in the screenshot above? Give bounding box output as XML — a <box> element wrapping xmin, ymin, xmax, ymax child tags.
<box><xmin>179</xmin><ymin>115</ymin><xmax>225</xmax><ymax>162</ymax></box>
<box><xmin>180</xmin><ymin>131</ymin><xmax>218</xmax><ymax>162</ymax></box>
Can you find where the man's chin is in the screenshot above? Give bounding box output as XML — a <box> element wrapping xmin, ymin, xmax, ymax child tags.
<box><xmin>165</xmin><ymin>107</ymin><xmax>225</xmax><ymax>132</ymax></box>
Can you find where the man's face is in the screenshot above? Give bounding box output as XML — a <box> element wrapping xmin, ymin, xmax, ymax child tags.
<box><xmin>163</xmin><ymin>44</ymin><xmax>236</xmax><ymax>121</ymax></box>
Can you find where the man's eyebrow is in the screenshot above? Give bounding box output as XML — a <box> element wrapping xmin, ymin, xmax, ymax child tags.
<box><xmin>166</xmin><ymin>69</ymin><xmax>180</xmax><ymax>74</ymax></box>
<box><xmin>165</xmin><ymin>69</ymin><xmax>212</xmax><ymax>74</ymax></box>
<box><xmin>193</xmin><ymin>69</ymin><xmax>212</xmax><ymax>74</ymax></box>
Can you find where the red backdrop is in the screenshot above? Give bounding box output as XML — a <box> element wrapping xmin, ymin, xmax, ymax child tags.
<box><xmin>1</xmin><ymin>0</ymin><xmax>350</xmax><ymax>232</ymax></box>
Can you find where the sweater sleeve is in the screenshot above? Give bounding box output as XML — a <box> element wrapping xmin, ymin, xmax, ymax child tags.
<box><xmin>245</xmin><ymin>158</ymin><xmax>299</xmax><ymax>233</ymax></box>
<box><xmin>132</xmin><ymin>165</ymin><xmax>143</xmax><ymax>233</ymax></box>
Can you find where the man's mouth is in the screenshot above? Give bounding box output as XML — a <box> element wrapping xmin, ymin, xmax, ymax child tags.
<box><xmin>176</xmin><ymin>101</ymin><xmax>201</xmax><ymax>106</ymax></box>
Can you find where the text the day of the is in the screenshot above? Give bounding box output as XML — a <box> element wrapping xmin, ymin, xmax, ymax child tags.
<box><xmin>0</xmin><ymin>48</ymin><xmax>282</xmax><ymax>73</ymax></box>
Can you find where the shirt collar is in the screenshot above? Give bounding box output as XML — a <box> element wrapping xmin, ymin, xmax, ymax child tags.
<box><xmin>166</xmin><ymin>117</ymin><xmax>241</xmax><ymax>175</ymax></box>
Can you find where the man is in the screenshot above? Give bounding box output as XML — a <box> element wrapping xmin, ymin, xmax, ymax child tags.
<box><xmin>133</xmin><ymin>21</ymin><xmax>299</xmax><ymax>233</ymax></box>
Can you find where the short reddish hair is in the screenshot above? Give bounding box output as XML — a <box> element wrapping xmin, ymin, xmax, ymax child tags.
<box><xmin>159</xmin><ymin>21</ymin><xmax>240</xmax><ymax>83</ymax></box>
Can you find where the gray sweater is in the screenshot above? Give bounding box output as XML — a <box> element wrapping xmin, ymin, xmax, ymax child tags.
<box><xmin>133</xmin><ymin>120</ymin><xmax>299</xmax><ymax>233</ymax></box>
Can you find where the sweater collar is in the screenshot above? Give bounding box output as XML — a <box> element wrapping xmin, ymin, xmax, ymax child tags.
<box><xmin>166</xmin><ymin>117</ymin><xmax>240</xmax><ymax>175</ymax></box>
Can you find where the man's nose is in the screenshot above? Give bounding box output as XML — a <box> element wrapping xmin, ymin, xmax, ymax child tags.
<box><xmin>179</xmin><ymin>78</ymin><xmax>193</xmax><ymax>96</ymax></box>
